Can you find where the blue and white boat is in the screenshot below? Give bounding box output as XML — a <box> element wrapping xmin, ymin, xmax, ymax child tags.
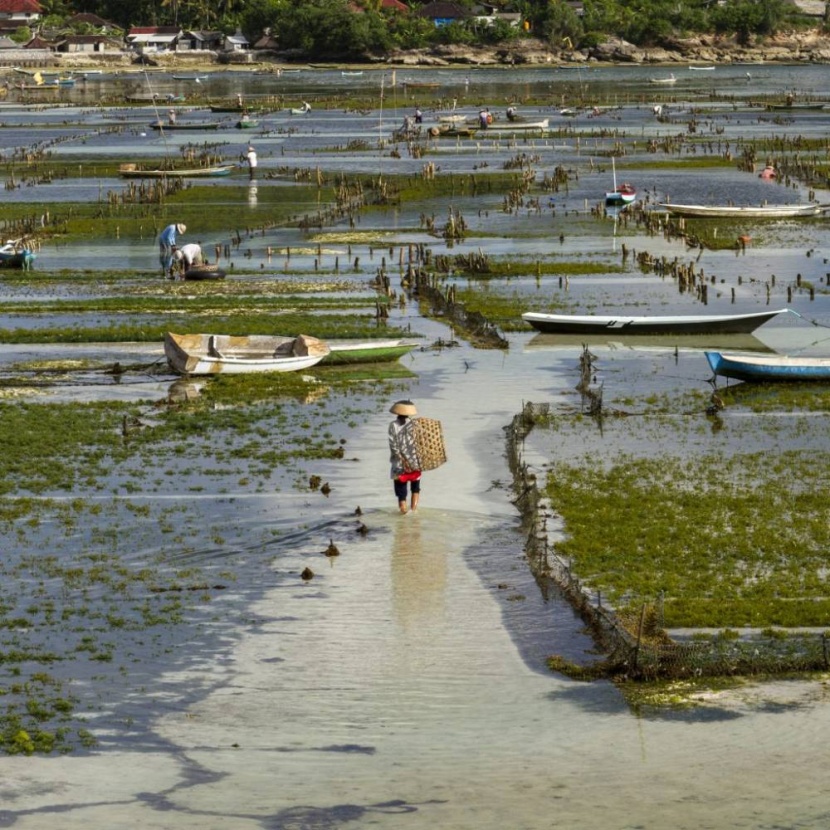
<box><xmin>706</xmin><ymin>351</ymin><xmax>830</xmax><ymax>382</ymax></box>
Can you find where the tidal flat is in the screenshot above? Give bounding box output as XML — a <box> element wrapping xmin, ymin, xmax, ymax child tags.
<box><xmin>1</xmin><ymin>67</ymin><xmax>830</xmax><ymax>830</ymax></box>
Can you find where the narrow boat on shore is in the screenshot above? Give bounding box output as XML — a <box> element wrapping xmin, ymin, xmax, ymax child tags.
<box><xmin>119</xmin><ymin>164</ymin><xmax>235</xmax><ymax>179</ymax></box>
<box><xmin>164</xmin><ymin>332</ymin><xmax>330</xmax><ymax>376</ymax></box>
<box><xmin>660</xmin><ymin>202</ymin><xmax>829</xmax><ymax>218</ymax></box>
<box><xmin>522</xmin><ymin>309</ymin><xmax>788</xmax><ymax>335</ymax></box>
<box><xmin>323</xmin><ymin>338</ymin><xmax>419</xmax><ymax>365</ymax></box>
<box><xmin>706</xmin><ymin>351</ymin><xmax>830</xmax><ymax>382</ymax></box>
<box><xmin>150</xmin><ymin>121</ymin><xmax>221</xmax><ymax>131</ymax></box>
<box><xmin>485</xmin><ymin>118</ymin><xmax>549</xmax><ymax>132</ymax></box>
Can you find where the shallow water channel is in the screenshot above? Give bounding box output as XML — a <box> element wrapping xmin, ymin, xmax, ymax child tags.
<box><xmin>2</xmin><ymin>65</ymin><xmax>830</xmax><ymax>828</ymax></box>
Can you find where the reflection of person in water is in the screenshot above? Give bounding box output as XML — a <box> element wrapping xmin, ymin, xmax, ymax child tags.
<box><xmin>388</xmin><ymin>399</ymin><xmax>420</xmax><ymax>514</ymax></box>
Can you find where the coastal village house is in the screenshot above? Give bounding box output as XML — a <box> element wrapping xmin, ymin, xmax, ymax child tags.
<box><xmin>0</xmin><ymin>0</ymin><xmax>40</xmax><ymax>26</ymax></box>
<box><xmin>126</xmin><ymin>26</ymin><xmax>181</xmax><ymax>53</ymax></box>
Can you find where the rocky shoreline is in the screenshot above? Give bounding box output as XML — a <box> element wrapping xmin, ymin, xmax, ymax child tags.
<box><xmin>383</xmin><ymin>30</ymin><xmax>830</xmax><ymax>67</ymax></box>
<box><xmin>10</xmin><ymin>29</ymin><xmax>830</xmax><ymax>74</ymax></box>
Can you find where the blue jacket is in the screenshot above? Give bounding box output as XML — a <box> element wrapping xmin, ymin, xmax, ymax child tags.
<box><xmin>159</xmin><ymin>224</ymin><xmax>178</xmax><ymax>246</ymax></box>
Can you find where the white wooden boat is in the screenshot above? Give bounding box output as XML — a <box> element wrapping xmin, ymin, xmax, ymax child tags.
<box><xmin>706</xmin><ymin>351</ymin><xmax>830</xmax><ymax>382</ymax></box>
<box><xmin>650</xmin><ymin>74</ymin><xmax>677</xmax><ymax>85</ymax></box>
<box><xmin>164</xmin><ymin>332</ymin><xmax>330</xmax><ymax>375</ymax></box>
<box><xmin>522</xmin><ymin>309</ymin><xmax>788</xmax><ymax>335</ymax></box>
<box><xmin>660</xmin><ymin>202</ymin><xmax>829</xmax><ymax>218</ymax></box>
<box><xmin>119</xmin><ymin>164</ymin><xmax>235</xmax><ymax>179</ymax></box>
<box><xmin>485</xmin><ymin>118</ymin><xmax>549</xmax><ymax>132</ymax></box>
<box><xmin>688</xmin><ymin>65</ymin><xmax>715</xmax><ymax>71</ymax></box>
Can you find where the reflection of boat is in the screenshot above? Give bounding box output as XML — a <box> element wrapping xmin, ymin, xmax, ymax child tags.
<box><xmin>322</xmin><ymin>338</ymin><xmax>419</xmax><ymax>365</ymax></box>
<box><xmin>706</xmin><ymin>351</ymin><xmax>830</xmax><ymax>382</ymax></box>
<box><xmin>0</xmin><ymin>241</ymin><xmax>35</xmax><ymax>269</ymax></box>
<box><xmin>605</xmin><ymin>157</ymin><xmax>636</xmax><ymax>206</ymax></box>
<box><xmin>164</xmin><ymin>332</ymin><xmax>330</xmax><ymax>375</ymax></box>
<box><xmin>660</xmin><ymin>202</ymin><xmax>828</xmax><ymax>218</ymax></box>
<box><xmin>402</xmin><ymin>81</ymin><xmax>440</xmax><ymax>89</ymax></box>
<box><xmin>149</xmin><ymin>121</ymin><xmax>221</xmax><ymax>131</ymax></box>
<box><xmin>172</xmin><ymin>74</ymin><xmax>208</xmax><ymax>81</ymax></box>
<box><xmin>522</xmin><ymin>309</ymin><xmax>788</xmax><ymax>335</ymax></box>
<box><xmin>525</xmin><ymin>332</ymin><xmax>773</xmax><ymax>353</ymax></box>
<box><xmin>119</xmin><ymin>163</ymin><xmax>235</xmax><ymax>178</ymax></box>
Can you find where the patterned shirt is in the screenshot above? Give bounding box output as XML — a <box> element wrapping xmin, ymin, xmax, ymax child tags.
<box><xmin>388</xmin><ymin>417</ymin><xmax>419</xmax><ymax>478</ymax></box>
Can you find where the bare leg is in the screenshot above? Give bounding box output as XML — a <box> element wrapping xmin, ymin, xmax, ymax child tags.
<box><xmin>398</xmin><ymin>500</ymin><xmax>408</xmax><ymax>514</ymax></box>
<box><xmin>410</xmin><ymin>493</ymin><xmax>419</xmax><ymax>512</ymax></box>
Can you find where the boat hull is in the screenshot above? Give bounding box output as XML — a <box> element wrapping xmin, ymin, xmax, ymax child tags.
<box><xmin>150</xmin><ymin>122</ymin><xmax>221</xmax><ymax>131</ymax></box>
<box><xmin>522</xmin><ymin>309</ymin><xmax>787</xmax><ymax>335</ymax></box>
<box><xmin>661</xmin><ymin>202</ymin><xmax>828</xmax><ymax>218</ymax></box>
<box><xmin>706</xmin><ymin>351</ymin><xmax>830</xmax><ymax>382</ymax></box>
<box><xmin>119</xmin><ymin>165</ymin><xmax>235</xmax><ymax>179</ymax></box>
<box><xmin>164</xmin><ymin>332</ymin><xmax>330</xmax><ymax>376</ymax></box>
<box><xmin>184</xmin><ymin>266</ymin><xmax>226</xmax><ymax>281</ymax></box>
<box><xmin>322</xmin><ymin>339</ymin><xmax>419</xmax><ymax>365</ymax></box>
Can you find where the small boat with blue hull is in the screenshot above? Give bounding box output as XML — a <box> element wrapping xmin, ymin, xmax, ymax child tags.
<box><xmin>706</xmin><ymin>351</ymin><xmax>830</xmax><ymax>382</ymax></box>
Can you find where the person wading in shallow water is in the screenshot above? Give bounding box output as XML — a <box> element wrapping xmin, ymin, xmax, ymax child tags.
<box><xmin>388</xmin><ymin>400</ymin><xmax>421</xmax><ymax>514</ymax></box>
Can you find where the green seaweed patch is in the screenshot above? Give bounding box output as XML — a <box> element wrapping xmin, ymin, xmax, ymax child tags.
<box><xmin>545</xmin><ymin>451</ymin><xmax>830</xmax><ymax>628</ymax></box>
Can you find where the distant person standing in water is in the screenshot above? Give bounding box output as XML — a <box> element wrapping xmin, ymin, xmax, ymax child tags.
<box><xmin>388</xmin><ymin>400</ymin><xmax>421</xmax><ymax>514</ymax></box>
<box><xmin>246</xmin><ymin>145</ymin><xmax>257</xmax><ymax>179</ymax></box>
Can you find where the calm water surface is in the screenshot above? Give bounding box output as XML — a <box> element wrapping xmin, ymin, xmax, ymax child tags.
<box><xmin>2</xmin><ymin>65</ymin><xmax>830</xmax><ymax>829</ymax></box>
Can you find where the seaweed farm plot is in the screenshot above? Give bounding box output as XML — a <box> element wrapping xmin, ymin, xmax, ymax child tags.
<box><xmin>508</xmin><ymin>351</ymin><xmax>830</xmax><ymax>678</ymax></box>
<box><xmin>0</xmin><ymin>369</ymin><xmax>409</xmax><ymax>753</ymax></box>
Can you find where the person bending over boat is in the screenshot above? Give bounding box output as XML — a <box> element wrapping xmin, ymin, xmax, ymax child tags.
<box><xmin>173</xmin><ymin>243</ymin><xmax>203</xmax><ymax>277</ymax></box>
<box><xmin>158</xmin><ymin>222</ymin><xmax>186</xmax><ymax>278</ymax></box>
<box><xmin>388</xmin><ymin>399</ymin><xmax>421</xmax><ymax>514</ymax></box>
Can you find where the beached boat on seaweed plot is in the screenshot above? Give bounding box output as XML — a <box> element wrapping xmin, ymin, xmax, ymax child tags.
<box><xmin>150</xmin><ymin>121</ymin><xmax>221</xmax><ymax>131</ymax></box>
<box><xmin>119</xmin><ymin>163</ymin><xmax>235</xmax><ymax>179</ymax></box>
<box><xmin>605</xmin><ymin>157</ymin><xmax>636</xmax><ymax>207</ymax></box>
<box><xmin>323</xmin><ymin>338</ymin><xmax>420</xmax><ymax>366</ymax></box>
<box><xmin>660</xmin><ymin>202</ymin><xmax>829</xmax><ymax>218</ymax></box>
<box><xmin>706</xmin><ymin>351</ymin><xmax>830</xmax><ymax>382</ymax></box>
<box><xmin>164</xmin><ymin>332</ymin><xmax>330</xmax><ymax>376</ymax></box>
<box><xmin>485</xmin><ymin>117</ymin><xmax>549</xmax><ymax>132</ymax></box>
<box><xmin>521</xmin><ymin>309</ymin><xmax>789</xmax><ymax>335</ymax></box>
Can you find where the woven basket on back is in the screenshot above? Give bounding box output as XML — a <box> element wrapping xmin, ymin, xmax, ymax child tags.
<box><xmin>411</xmin><ymin>417</ymin><xmax>447</xmax><ymax>471</ymax></box>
